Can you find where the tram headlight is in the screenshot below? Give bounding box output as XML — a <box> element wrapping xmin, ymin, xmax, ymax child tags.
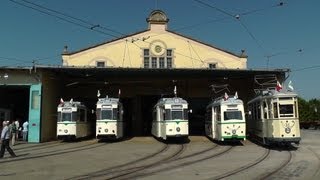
<box><xmin>176</xmin><ymin>127</ymin><xmax>181</xmax><ymax>132</ymax></box>
<box><xmin>232</xmin><ymin>129</ymin><xmax>236</xmax><ymax>135</ymax></box>
<box><xmin>105</xmin><ymin>129</ymin><xmax>108</xmax><ymax>133</ymax></box>
<box><xmin>64</xmin><ymin>129</ymin><xmax>68</xmax><ymax>133</ymax></box>
<box><xmin>285</xmin><ymin>128</ymin><xmax>291</xmax><ymax>134</ymax></box>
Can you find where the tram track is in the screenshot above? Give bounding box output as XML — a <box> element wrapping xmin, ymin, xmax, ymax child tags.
<box><xmin>67</xmin><ymin>143</ymin><xmax>170</xmax><ymax>180</ymax></box>
<box><xmin>13</xmin><ymin>140</ymin><xmax>65</xmax><ymax>152</ymax></box>
<box><xmin>307</xmin><ymin>147</ymin><xmax>320</xmax><ymax>178</ymax></box>
<box><xmin>12</xmin><ymin>140</ymin><xmax>63</xmax><ymax>151</ymax></box>
<box><xmin>12</xmin><ymin>139</ymin><xmax>93</xmax><ymax>155</ymax></box>
<box><xmin>0</xmin><ymin>140</ymin><xmax>105</xmax><ymax>164</ymax></box>
<box><xmin>98</xmin><ymin>143</ymin><xmax>219</xmax><ymax>177</ymax></box>
<box><xmin>106</xmin><ymin>144</ymin><xmax>186</xmax><ymax>180</ymax></box>
<box><xmin>212</xmin><ymin>148</ymin><xmax>271</xmax><ymax>179</ymax></box>
<box><xmin>122</xmin><ymin>145</ymin><xmax>233</xmax><ymax>180</ymax></box>
<box><xmin>259</xmin><ymin>150</ymin><xmax>292</xmax><ymax>180</ymax></box>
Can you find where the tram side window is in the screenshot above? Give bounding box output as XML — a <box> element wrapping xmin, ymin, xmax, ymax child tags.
<box><xmin>263</xmin><ymin>102</ymin><xmax>268</xmax><ymax>119</ymax></box>
<box><xmin>159</xmin><ymin>109</ymin><xmax>163</xmax><ymax>121</ymax></box>
<box><xmin>72</xmin><ymin>112</ymin><xmax>77</xmax><ymax>121</ymax></box>
<box><xmin>255</xmin><ymin>102</ymin><xmax>261</xmax><ymax>120</ymax></box>
<box><xmin>183</xmin><ymin>109</ymin><xmax>188</xmax><ymax>120</ymax></box>
<box><xmin>164</xmin><ymin>109</ymin><xmax>171</xmax><ymax>120</ymax></box>
<box><xmin>215</xmin><ymin>107</ymin><xmax>221</xmax><ymax>121</ymax></box>
<box><xmin>252</xmin><ymin>104</ymin><xmax>256</xmax><ymax>120</ymax></box>
<box><xmin>79</xmin><ymin>109</ymin><xmax>86</xmax><ymax>122</ymax></box>
<box><xmin>113</xmin><ymin>108</ymin><xmax>118</xmax><ymax>120</ymax></box>
<box><xmin>273</xmin><ymin>102</ymin><xmax>278</xmax><ymax>118</ymax></box>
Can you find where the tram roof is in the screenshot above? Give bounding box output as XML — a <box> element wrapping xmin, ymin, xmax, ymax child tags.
<box><xmin>207</xmin><ymin>97</ymin><xmax>244</xmax><ymax>107</ymax></box>
<box><xmin>97</xmin><ymin>97</ymin><xmax>120</xmax><ymax>105</ymax></box>
<box><xmin>156</xmin><ymin>97</ymin><xmax>188</xmax><ymax>106</ymax></box>
<box><xmin>248</xmin><ymin>89</ymin><xmax>298</xmax><ymax>104</ymax></box>
<box><xmin>58</xmin><ymin>101</ymin><xmax>86</xmax><ymax>108</ymax></box>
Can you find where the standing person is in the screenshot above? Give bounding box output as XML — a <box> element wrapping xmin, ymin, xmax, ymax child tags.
<box><xmin>10</xmin><ymin>121</ymin><xmax>17</xmax><ymax>146</ymax></box>
<box><xmin>22</xmin><ymin>121</ymin><xmax>29</xmax><ymax>142</ymax></box>
<box><xmin>14</xmin><ymin>119</ymin><xmax>20</xmax><ymax>140</ymax></box>
<box><xmin>0</xmin><ymin>121</ymin><xmax>17</xmax><ymax>158</ymax></box>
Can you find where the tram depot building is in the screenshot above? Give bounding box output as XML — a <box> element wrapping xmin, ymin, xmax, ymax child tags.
<box><xmin>0</xmin><ymin>10</ymin><xmax>287</xmax><ymax>143</ymax></box>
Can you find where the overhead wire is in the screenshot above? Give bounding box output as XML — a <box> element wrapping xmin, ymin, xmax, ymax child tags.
<box><xmin>291</xmin><ymin>65</ymin><xmax>320</xmax><ymax>72</ymax></box>
<box><xmin>149</xmin><ymin>2</ymin><xmax>284</xmax><ymax>38</ymax></box>
<box><xmin>20</xmin><ymin>0</ymin><xmax>125</xmax><ymax>36</ymax></box>
<box><xmin>192</xmin><ymin>0</ymin><xmax>285</xmax><ymax>58</ymax></box>
<box><xmin>7</xmin><ymin>0</ymin><xmax>288</xmax><ymax>69</ymax></box>
<box><xmin>9</xmin><ymin>0</ymin><xmax>120</xmax><ymax>38</ymax></box>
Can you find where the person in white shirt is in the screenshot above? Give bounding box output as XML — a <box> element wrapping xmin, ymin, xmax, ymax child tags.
<box><xmin>14</xmin><ymin>119</ymin><xmax>20</xmax><ymax>140</ymax></box>
<box><xmin>0</xmin><ymin>121</ymin><xmax>17</xmax><ymax>158</ymax></box>
<box><xmin>22</xmin><ymin>121</ymin><xmax>29</xmax><ymax>141</ymax></box>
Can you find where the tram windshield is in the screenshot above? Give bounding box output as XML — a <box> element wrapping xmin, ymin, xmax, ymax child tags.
<box><xmin>224</xmin><ymin>111</ymin><xmax>243</xmax><ymax>121</ymax></box>
<box><xmin>101</xmin><ymin>109</ymin><xmax>113</xmax><ymax>119</ymax></box>
<box><xmin>172</xmin><ymin>110</ymin><xmax>183</xmax><ymax>120</ymax></box>
<box><xmin>61</xmin><ymin>112</ymin><xmax>72</xmax><ymax>122</ymax></box>
<box><xmin>279</xmin><ymin>104</ymin><xmax>294</xmax><ymax>117</ymax></box>
<box><xmin>164</xmin><ymin>108</ymin><xmax>188</xmax><ymax>120</ymax></box>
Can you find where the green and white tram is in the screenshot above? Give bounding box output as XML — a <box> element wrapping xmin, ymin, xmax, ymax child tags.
<box><xmin>96</xmin><ymin>97</ymin><xmax>123</xmax><ymax>139</ymax></box>
<box><xmin>57</xmin><ymin>99</ymin><xmax>92</xmax><ymax>140</ymax></box>
<box><xmin>247</xmin><ymin>89</ymin><xmax>301</xmax><ymax>145</ymax></box>
<box><xmin>152</xmin><ymin>97</ymin><xmax>189</xmax><ymax>140</ymax></box>
<box><xmin>205</xmin><ymin>93</ymin><xmax>246</xmax><ymax>141</ymax></box>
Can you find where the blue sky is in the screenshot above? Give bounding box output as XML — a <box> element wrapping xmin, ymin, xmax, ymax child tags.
<box><xmin>0</xmin><ymin>0</ymin><xmax>319</xmax><ymax>99</ymax></box>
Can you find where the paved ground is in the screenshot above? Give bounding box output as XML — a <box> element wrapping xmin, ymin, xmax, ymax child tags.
<box><xmin>0</xmin><ymin>130</ymin><xmax>319</xmax><ymax>180</ymax></box>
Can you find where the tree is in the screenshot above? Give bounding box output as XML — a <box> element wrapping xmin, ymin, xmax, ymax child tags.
<box><xmin>298</xmin><ymin>97</ymin><xmax>320</xmax><ymax>122</ymax></box>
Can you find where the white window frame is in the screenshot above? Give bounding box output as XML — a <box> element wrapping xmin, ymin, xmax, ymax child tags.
<box><xmin>143</xmin><ymin>48</ymin><xmax>174</xmax><ymax>69</ymax></box>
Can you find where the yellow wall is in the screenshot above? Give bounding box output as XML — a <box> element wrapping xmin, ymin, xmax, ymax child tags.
<box><xmin>62</xmin><ymin>27</ymin><xmax>247</xmax><ymax>69</ymax></box>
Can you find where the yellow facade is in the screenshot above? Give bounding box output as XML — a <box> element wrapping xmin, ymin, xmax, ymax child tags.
<box><xmin>62</xmin><ymin>10</ymin><xmax>247</xmax><ymax>69</ymax></box>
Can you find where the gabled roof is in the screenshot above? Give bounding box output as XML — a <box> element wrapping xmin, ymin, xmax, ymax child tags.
<box><xmin>167</xmin><ymin>30</ymin><xmax>247</xmax><ymax>58</ymax></box>
<box><xmin>62</xmin><ymin>30</ymin><xmax>149</xmax><ymax>56</ymax></box>
<box><xmin>62</xmin><ymin>29</ymin><xmax>246</xmax><ymax>58</ymax></box>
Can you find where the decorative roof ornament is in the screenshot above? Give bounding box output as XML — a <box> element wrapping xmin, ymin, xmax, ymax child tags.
<box><xmin>146</xmin><ymin>10</ymin><xmax>169</xmax><ymax>24</ymax></box>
